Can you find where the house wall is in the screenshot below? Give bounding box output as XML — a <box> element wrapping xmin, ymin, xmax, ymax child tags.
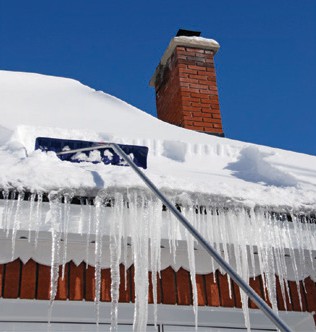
<box><xmin>0</xmin><ymin>259</ymin><xmax>315</xmax><ymax>325</ymax></box>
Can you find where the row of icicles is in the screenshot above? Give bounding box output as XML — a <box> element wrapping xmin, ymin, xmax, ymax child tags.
<box><xmin>0</xmin><ymin>189</ymin><xmax>315</xmax><ymax>331</ymax></box>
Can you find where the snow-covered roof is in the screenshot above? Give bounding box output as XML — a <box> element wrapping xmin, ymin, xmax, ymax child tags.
<box><xmin>0</xmin><ymin>70</ymin><xmax>316</xmax><ymax>212</ymax></box>
<box><xmin>0</xmin><ymin>70</ymin><xmax>315</xmax><ymax>331</ymax></box>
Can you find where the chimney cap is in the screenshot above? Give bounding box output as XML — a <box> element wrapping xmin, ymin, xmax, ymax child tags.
<box><xmin>176</xmin><ymin>29</ymin><xmax>201</xmax><ymax>37</ymax></box>
<box><xmin>149</xmin><ymin>35</ymin><xmax>220</xmax><ymax>87</ymax></box>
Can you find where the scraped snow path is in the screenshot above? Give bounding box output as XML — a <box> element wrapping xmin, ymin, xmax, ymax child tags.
<box><xmin>0</xmin><ymin>70</ymin><xmax>316</xmax><ymax>210</ymax></box>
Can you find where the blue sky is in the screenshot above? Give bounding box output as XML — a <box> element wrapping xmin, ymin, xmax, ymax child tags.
<box><xmin>0</xmin><ymin>0</ymin><xmax>315</xmax><ymax>155</ymax></box>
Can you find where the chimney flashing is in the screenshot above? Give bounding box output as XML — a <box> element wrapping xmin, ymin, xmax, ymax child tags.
<box><xmin>149</xmin><ymin>36</ymin><xmax>220</xmax><ymax>87</ymax></box>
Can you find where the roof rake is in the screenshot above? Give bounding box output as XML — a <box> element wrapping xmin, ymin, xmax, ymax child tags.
<box><xmin>35</xmin><ymin>137</ymin><xmax>149</xmax><ymax>169</ymax></box>
<box><xmin>35</xmin><ymin>136</ymin><xmax>290</xmax><ymax>332</ymax></box>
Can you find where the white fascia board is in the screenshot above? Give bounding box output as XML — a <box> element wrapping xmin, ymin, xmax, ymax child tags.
<box><xmin>0</xmin><ymin>299</ymin><xmax>314</xmax><ymax>332</ymax></box>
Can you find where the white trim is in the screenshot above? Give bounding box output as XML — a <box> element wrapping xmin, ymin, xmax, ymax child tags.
<box><xmin>0</xmin><ymin>299</ymin><xmax>314</xmax><ymax>331</ymax></box>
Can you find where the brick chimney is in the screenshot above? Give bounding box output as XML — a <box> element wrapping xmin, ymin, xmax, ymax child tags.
<box><xmin>150</xmin><ymin>30</ymin><xmax>224</xmax><ymax>136</ymax></box>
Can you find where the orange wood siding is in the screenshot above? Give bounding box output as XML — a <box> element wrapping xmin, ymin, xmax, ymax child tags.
<box><xmin>0</xmin><ymin>259</ymin><xmax>315</xmax><ymax>322</ymax></box>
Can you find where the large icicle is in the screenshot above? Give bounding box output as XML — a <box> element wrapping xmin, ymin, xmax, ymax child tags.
<box><xmin>110</xmin><ymin>193</ymin><xmax>124</xmax><ymax>332</ymax></box>
<box><xmin>183</xmin><ymin>206</ymin><xmax>198</xmax><ymax>329</ymax></box>
<box><xmin>11</xmin><ymin>191</ymin><xmax>24</xmax><ymax>260</ymax></box>
<box><xmin>129</xmin><ymin>191</ymin><xmax>149</xmax><ymax>332</ymax></box>
<box><xmin>149</xmin><ymin>196</ymin><xmax>163</xmax><ymax>327</ymax></box>
<box><xmin>61</xmin><ymin>191</ymin><xmax>74</xmax><ymax>279</ymax></box>
<box><xmin>47</xmin><ymin>191</ymin><xmax>63</xmax><ymax>325</ymax></box>
<box><xmin>94</xmin><ymin>191</ymin><xmax>107</xmax><ymax>326</ymax></box>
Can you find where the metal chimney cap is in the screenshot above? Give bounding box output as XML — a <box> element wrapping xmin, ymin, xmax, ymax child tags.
<box><xmin>176</xmin><ymin>29</ymin><xmax>201</xmax><ymax>37</ymax></box>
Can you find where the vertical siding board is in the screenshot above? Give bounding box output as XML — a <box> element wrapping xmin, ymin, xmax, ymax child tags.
<box><xmin>289</xmin><ymin>281</ymin><xmax>304</xmax><ymax>312</ymax></box>
<box><xmin>217</xmin><ymin>272</ymin><xmax>234</xmax><ymax>307</ymax></box>
<box><xmin>232</xmin><ymin>280</ymin><xmax>242</xmax><ymax>308</ymax></box>
<box><xmin>56</xmin><ymin>264</ymin><xmax>68</xmax><ymax>300</ymax></box>
<box><xmin>148</xmin><ymin>272</ymin><xmax>162</xmax><ymax>304</ymax></box>
<box><xmin>129</xmin><ymin>266</ymin><xmax>135</xmax><ymax>303</ymax></box>
<box><xmin>119</xmin><ymin>264</ymin><xmax>130</xmax><ymax>303</ymax></box>
<box><xmin>196</xmin><ymin>274</ymin><xmax>206</xmax><ymax>306</ymax></box>
<box><xmin>85</xmin><ymin>265</ymin><xmax>95</xmax><ymax>301</ymax></box>
<box><xmin>176</xmin><ymin>268</ymin><xmax>192</xmax><ymax>305</ymax></box>
<box><xmin>20</xmin><ymin>259</ymin><xmax>37</xmax><ymax>299</ymax></box>
<box><xmin>299</xmin><ymin>281</ymin><xmax>307</xmax><ymax>312</ymax></box>
<box><xmin>248</xmin><ymin>277</ymin><xmax>264</xmax><ymax>309</ymax></box>
<box><xmin>204</xmin><ymin>273</ymin><xmax>220</xmax><ymax>306</ymax></box>
<box><xmin>3</xmin><ymin>259</ymin><xmax>21</xmax><ymax>298</ymax></box>
<box><xmin>148</xmin><ymin>271</ymin><xmax>154</xmax><ymax>304</ymax></box>
<box><xmin>69</xmin><ymin>262</ymin><xmax>84</xmax><ymax>300</ymax></box>
<box><xmin>304</xmin><ymin>277</ymin><xmax>316</xmax><ymax>312</ymax></box>
<box><xmin>0</xmin><ymin>265</ymin><xmax>4</xmax><ymax>297</ymax></box>
<box><xmin>161</xmin><ymin>267</ymin><xmax>177</xmax><ymax>304</ymax></box>
<box><xmin>101</xmin><ymin>268</ymin><xmax>111</xmax><ymax>302</ymax></box>
<box><xmin>275</xmin><ymin>276</ymin><xmax>286</xmax><ymax>311</ymax></box>
<box><xmin>37</xmin><ymin>264</ymin><xmax>51</xmax><ymax>300</ymax></box>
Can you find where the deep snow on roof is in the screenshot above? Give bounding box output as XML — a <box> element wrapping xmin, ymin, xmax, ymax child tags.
<box><xmin>0</xmin><ymin>70</ymin><xmax>316</xmax><ymax>211</ymax></box>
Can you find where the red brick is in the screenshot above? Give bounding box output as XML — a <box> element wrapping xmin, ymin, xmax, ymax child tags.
<box><xmin>188</xmin><ymin>65</ymin><xmax>206</xmax><ymax>71</ymax></box>
<box><xmin>189</xmin><ymin>74</ymin><xmax>208</xmax><ymax>80</ymax></box>
<box><xmin>179</xmin><ymin>68</ymin><xmax>197</xmax><ymax>75</ymax></box>
<box><xmin>186</xmin><ymin>125</ymin><xmax>204</xmax><ymax>131</ymax></box>
<box><xmin>190</xmin><ymin>83</ymin><xmax>209</xmax><ymax>90</ymax></box>
<box><xmin>179</xmin><ymin>77</ymin><xmax>198</xmax><ymax>84</ymax></box>
<box><xmin>183</xmin><ymin>106</ymin><xmax>202</xmax><ymax>112</ymax></box>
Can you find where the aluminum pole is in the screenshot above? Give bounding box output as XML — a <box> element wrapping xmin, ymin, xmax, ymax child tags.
<box><xmin>56</xmin><ymin>143</ymin><xmax>292</xmax><ymax>331</ymax></box>
<box><xmin>110</xmin><ymin>143</ymin><xmax>292</xmax><ymax>332</ymax></box>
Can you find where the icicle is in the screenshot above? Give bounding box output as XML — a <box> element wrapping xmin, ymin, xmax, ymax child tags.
<box><xmin>128</xmin><ymin>192</ymin><xmax>149</xmax><ymax>332</ymax></box>
<box><xmin>183</xmin><ymin>206</ymin><xmax>198</xmax><ymax>329</ymax></box>
<box><xmin>248</xmin><ymin>209</ymin><xmax>257</xmax><ymax>279</ymax></box>
<box><xmin>166</xmin><ymin>198</ymin><xmax>178</xmax><ymax>264</ymax></box>
<box><xmin>27</xmin><ymin>193</ymin><xmax>36</xmax><ymax>242</ymax></box>
<box><xmin>61</xmin><ymin>192</ymin><xmax>74</xmax><ymax>279</ymax></box>
<box><xmin>34</xmin><ymin>192</ymin><xmax>43</xmax><ymax>248</ymax></box>
<box><xmin>5</xmin><ymin>191</ymin><xmax>17</xmax><ymax>237</ymax></box>
<box><xmin>85</xmin><ymin>198</ymin><xmax>93</xmax><ymax>269</ymax></box>
<box><xmin>110</xmin><ymin>193</ymin><xmax>123</xmax><ymax>332</ymax></box>
<box><xmin>291</xmin><ymin>213</ymin><xmax>304</xmax><ymax>309</ymax></box>
<box><xmin>47</xmin><ymin>191</ymin><xmax>63</xmax><ymax>326</ymax></box>
<box><xmin>218</xmin><ymin>208</ymin><xmax>232</xmax><ymax>299</ymax></box>
<box><xmin>271</xmin><ymin>213</ymin><xmax>288</xmax><ymax>310</ymax></box>
<box><xmin>11</xmin><ymin>191</ymin><xmax>25</xmax><ymax>260</ymax></box>
<box><xmin>149</xmin><ymin>196</ymin><xmax>162</xmax><ymax>327</ymax></box>
<box><xmin>233</xmin><ymin>208</ymin><xmax>251</xmax><ymax>332</ymax></box>
<box><xmin>1</xmin><ymin>190</ymin><xmax>10</xmax><ymax>231</ymax></box>
<box><xmin>94</xmin><ymin>191</ymin><xmax>107</xmax><ymax>326</ymax></box>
